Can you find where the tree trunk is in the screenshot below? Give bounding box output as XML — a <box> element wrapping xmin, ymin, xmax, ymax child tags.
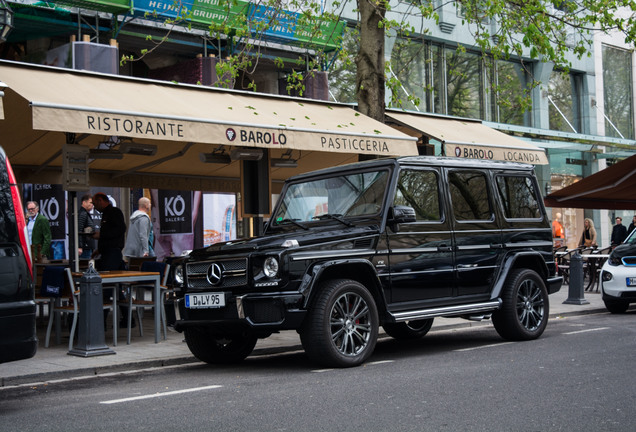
<box><xmin>356</xmin><ymin>0</ymin><xmax>386</xmax><ymax>123</ymax></box>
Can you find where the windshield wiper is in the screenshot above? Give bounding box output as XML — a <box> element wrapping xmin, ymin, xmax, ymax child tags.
<box><xmin>276</xmin><ymin>218</ymin><xmax>309</xmax><ymax>230</ymax></box>
<box><xmin>313</xmin><ymin>213</ymin><xmax>354</xmax><ymax>227</ymax></box>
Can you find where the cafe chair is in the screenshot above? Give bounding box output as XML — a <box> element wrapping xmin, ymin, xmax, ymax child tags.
<box><xmin>557</xmin><ymin>249</ymin><xmax>578</xmax><ymax>285</ymax></box>
<box><xmin>45</xmin><ymin>268</ymin><xmax>117</xmax><ymax>351</ymax></box>
<box><xmin>123</xmin><ymin>261</ymin><xmax>170</xmax><ymax>344</ymax></box>
<box><xmin>553</xmin><ymin>245</ymin><xmax>567</xmax><ymax>254</ymax></box>
<box><xmin>586</xmin><ymin>246</ymin><xmax>612</xmax><ymax>292</ymax></box>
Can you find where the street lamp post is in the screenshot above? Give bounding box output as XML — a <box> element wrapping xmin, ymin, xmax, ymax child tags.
<box><xmin>0</xmin><ymin>0</ymin><xmax>14</xmax><ymax>43</ymax></box>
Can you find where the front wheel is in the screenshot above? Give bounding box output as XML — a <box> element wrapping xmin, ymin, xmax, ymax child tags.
<box><xmin>492</xmin><ymin>269</ymin><xmax>549</xmax><ymax>341</ymax></box>
<box><xmin>184</xmin><ymin>326</ymin><xmax>257</xmax><ymax>364</ymax></box>
<box><xmin>604</xmin><ymin>299</ymin><xmax>629</xmax><ymax>314</ymax></box>
<box><xmin>383</xmin><ymin>319</ymin><xmax>434</xmax><ymax>340</ymax></box>
<box><xmin>300</xmin><ymin>279</ymin><xmax>379</xmax><ymax>368</ymax></box>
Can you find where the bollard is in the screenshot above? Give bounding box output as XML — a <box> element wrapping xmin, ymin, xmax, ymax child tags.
<box><xmin>563</xmin><ymin>252</ymin><xmax>590</xmax><ymax>305</ymax></box>
<box><xmin>68</xmin><ymin>264</ymin><xmax>116</xmax><ymax>357</ymax></box>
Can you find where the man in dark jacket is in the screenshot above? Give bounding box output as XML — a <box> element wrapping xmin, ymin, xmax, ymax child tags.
<box><xmin>628</xmin><ymin>215</ymin><xmax>636</xmax><ymax>238</ymax></box>
<box><xmin>92</xmin><ymin>192</ymin><xmax>126</xmax><ymax>271</ymax></box>
<box><xmin>77</xmin><ymin>194</ymin><xmax>95</xmax><ymax>259</ymax></box>
<box><xmin>611</xmin><ymin>216</ymin><xmax>628</xmax><ymax>247</ymax></box>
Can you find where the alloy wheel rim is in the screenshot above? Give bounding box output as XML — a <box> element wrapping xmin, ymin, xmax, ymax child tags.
<box><xmin>515</xmin><ymin>279</ymin><xmax>545</xmax><ymax>331</ymax></box>
<box><xmin>330</xmin><ymin>292</ymin><xmax>371</xmax><ymax>356</ymax></box>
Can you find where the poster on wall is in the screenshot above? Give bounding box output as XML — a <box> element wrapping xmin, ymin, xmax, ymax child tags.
<box><xmin>151</xmin><ymin>190</ymin><xmax>201</xmax><ymax>259</ymax></box>
<box><xmin>203</xmin><ymin>193</ymin><xmax>236</xmax><ymax>246</ymax></box>
<box><xmin>31</xmin><ymin>184</ymin><xmax>67</xmax><ymax>259</ymax></box>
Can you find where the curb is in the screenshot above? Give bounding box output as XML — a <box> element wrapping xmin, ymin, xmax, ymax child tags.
<box><xmin>0</xmin><ymin>306</ymin><xmax>608</xmax><ymax>388</ymax></box>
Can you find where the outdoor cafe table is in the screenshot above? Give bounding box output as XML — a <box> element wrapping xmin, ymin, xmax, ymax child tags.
<box><xmin>72</xmin><ymin>270</ymin><xmax>162</xmax><ymax>344</ymax></box>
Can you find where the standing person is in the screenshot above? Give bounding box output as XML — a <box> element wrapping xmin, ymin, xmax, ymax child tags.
<box><xmin>123</xmin><ymin>197</ymin><xmax>153</xmax><ymax>260</ymax></box>
<box><xmin>627</xmin><ymin>215</ymin><xmax>636</xmax><ymax>238</ymax></box>
<box><xmin>26</xmin><ymin>201</ymin><xmax>51</xmax><ymax>261</ymax></box>
<box><xmin>552</xmin><ymin>212</ymin><xmax>564</xmax><ymax>247</ymax></box>
<box><xmin>578</xmin><ymin>218</ymin><xmax>597</xmax><ymax>248</ymax></box>
<box><xmin>92</xmin><ymin>192</ymin><xmax>126</xmax><ymax>271</ymax></box>
<box><xmin>77</xmin><ymin>194</ymin><xmax>95</xmax><ymax>259</ymax></box>
<box><xmin>611</xmin><ymin>216</ymin><xmax>628</xmax><ymax>247</ymax></box>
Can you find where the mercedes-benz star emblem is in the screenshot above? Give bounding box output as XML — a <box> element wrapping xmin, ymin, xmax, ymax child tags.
<box><xmin>207</xmin><ymin>263</ymin><xmax>223</xmax><ymax>286</ymax></box>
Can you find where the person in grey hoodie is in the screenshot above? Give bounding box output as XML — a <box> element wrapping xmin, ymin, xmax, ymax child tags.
<box><xmin>123</xmin><ymin>197</ymin><xmax>154</xmax><ymax>259</ymax></box>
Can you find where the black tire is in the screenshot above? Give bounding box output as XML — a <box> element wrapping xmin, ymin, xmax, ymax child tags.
<box><xmin>383</xmin><ymin>319</ymin><xmax>434</xmax><ymax>340</ymax></box>
<box><xmin>184</xmin><ymin>326</ymin><xmax>257</xmax><ymax>364</ymax></box>
<box><xmin>492</xmin><ymin>269</ymin><xmax>549</xmax><ymax>341</ymax></box>
<box><xmin>604</xmin><ymin>299</ymin><xmax>630</xmax><ymax>314</ymax></box>
<box><xmin>300</xmin><ymin>279</ymin><xmax>379</xmax><ymax>368</ymax></box>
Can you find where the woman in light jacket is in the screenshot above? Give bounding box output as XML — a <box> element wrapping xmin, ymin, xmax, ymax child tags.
<box><xmin>579</xmin><ymin>218</ymin><xmax>597</xmax><ymax>248</ymax></box>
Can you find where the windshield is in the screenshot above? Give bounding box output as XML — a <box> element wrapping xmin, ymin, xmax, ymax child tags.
<box><xmin>271</xmin><ymin>169</ymin><xmax>390</xmax><ymax>226</ymax></box>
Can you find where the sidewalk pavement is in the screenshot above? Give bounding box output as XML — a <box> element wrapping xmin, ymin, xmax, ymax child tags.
<box><xmin>0</xmin><ymin>285</ymin><xmax>607</xmax><ymax>387</ymax></box>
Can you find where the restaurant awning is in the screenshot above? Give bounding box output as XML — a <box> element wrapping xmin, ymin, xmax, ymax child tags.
<box><xmin>0</xmin><ymin>60</ymin><xmax>417</xmax><ymax>190</ymax></box>
<box><xmin>385</xmin><ymin>110</ymin><xmax>548</xmax><ymax>165</ymax></box>
<box><xmin>544</xmin><ymin>154</ymin><xmax>636</xmax><ymax>210</ymax></box>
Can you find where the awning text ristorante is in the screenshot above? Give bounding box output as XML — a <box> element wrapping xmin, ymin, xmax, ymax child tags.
<box><xmin>87</xmin><ymin>115</ymin><xmax>185</xmax><ymax>137</ymax></box>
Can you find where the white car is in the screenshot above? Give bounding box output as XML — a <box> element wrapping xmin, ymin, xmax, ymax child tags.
<box><xmin>600</xmin><ymin>230</ymin><xmax>636</xmax><ymax>313</ymax></box>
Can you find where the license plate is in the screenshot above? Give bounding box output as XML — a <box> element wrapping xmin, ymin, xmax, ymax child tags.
<box><xmin>627</xmin><ymin>278</ymin><xmax>636</xmax><ymax>287</ymax></box>
<box><xmin>185</xmin><ymin>293</ymin><xmax>226</xmax><ymax>309</ymax></box>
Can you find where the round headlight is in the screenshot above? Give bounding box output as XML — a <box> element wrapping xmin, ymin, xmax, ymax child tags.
<box><xmin>174</xmin><ymin>264</ymin><xmax>184</xmax><ymax>284</ymax></box>
<box><xmin>263</xmin><ymin>257</ymin><xmax>279</xmax><ymax>278</ymax></box>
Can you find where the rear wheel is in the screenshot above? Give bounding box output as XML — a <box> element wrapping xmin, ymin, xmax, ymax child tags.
<box><xmin>300</xmin><ymin>279</ymin><xmax>379</xmax><ymax>368</ymax></box>
<box><xmin>383</xmin><ymin>319</ymin><xmax>434</xmax><ymax>340</ymax></box>
<box><xmin>604</xmin><ymin>299</ymin><xmax>629</xmax><ymax>314</ymax></box>
<box><xmin>492</xmin><ymin>269</ymin><xmax>549</xmax><ymax>341</ymax></box>
<box><xmin>184</xmin><ymin>326</ymin><xmax>257</xmax><ymax>364</ymax></box>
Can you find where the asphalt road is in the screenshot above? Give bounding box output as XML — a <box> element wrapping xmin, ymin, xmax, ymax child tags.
<box><xmin>1</xmin><ymin>311</ymin><xmax>634</xmax><ymax>432</ymax></box>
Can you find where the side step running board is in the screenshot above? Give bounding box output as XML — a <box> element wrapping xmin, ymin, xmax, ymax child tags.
<box><xmin>389</xmin><ymin>300</ymin><xmax>502</xmax><ymax>322</ymax></box>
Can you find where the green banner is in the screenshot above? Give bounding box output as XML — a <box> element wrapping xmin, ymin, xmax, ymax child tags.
<box><xmin>48</xmin><ymin>0</ymin><xmax>131</xmax><ymax>14</ymax></box>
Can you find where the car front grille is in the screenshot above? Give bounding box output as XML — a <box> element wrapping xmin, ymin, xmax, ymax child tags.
<box><xmin>186</xmin><ymin>258</ymin><xmax>248</xmax><ymax>289</ymax></box>
<box><xmin>622</xmin><ymin>256</ymin><xmax>636</xmax><ymax>266</ymax></box>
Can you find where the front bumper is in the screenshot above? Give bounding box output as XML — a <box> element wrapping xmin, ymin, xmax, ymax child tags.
<box><xmin>174</xmin><ymin>292</ymin><xmax>306</xmax><ymax>333</ymax></box>
<box><xmin>600</xmin><ymin>264</ymin><xmax>636</xmax><ymax>301</ymax></box>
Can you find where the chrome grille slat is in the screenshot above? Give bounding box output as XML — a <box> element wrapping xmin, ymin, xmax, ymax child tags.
<box><xmin>186</xmin><ymin>258</ymin><xmax>248</xmax><ymax>289</ymax></box>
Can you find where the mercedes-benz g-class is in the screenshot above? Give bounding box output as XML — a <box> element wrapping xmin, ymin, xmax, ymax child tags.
<box><xmin>170</xmin><ymin>156</ymin><xmax>562</xmax><ymax>367</ymax></box>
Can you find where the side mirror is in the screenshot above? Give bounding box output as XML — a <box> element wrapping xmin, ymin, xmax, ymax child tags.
<box><xmin>389</xmin><ymin>205</ymin><xmax>416</xmax><ymax>224</ymax></box>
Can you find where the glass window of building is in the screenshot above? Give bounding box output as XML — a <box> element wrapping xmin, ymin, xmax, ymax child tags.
<box><xmin>390</xmin><ymin>37</ymin><xmax>430</xmax><ymax>111</ymax></box>
<box><xmin>602</xmin><ymin>44</ymin><xmax>634</xmax><ymax>139</ymax></box>
<box><xmin>548</xmin><ymin>70</ymin><xmax>581</xmax><ymax>133</ymax></box>
<box><xmin>327</xmin><ymin>27</ymin><xmax>358</xmax><ymax>104</ymax></box>
<box><xmin>446</xmin><ymin>48</ymin><xmax>484</xmax><ymax>119</ymax></box>
<box><xmin>491</xmin><ymin>60</ymin><xmax>531</xmax><ymax>126</ymax></box>
<box><xmin>387</xmin><ymin>39</ymin><xmax>531</xmax><ymax>127</ymax></box>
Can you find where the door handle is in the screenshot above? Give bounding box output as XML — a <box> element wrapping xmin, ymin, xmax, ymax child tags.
<box><xmin>437</xmin><ymin>245</ymin><xmax>453</xmax><ymax>252</ymax></box>
<box><xmin>490</xmin><ymin>243</ymin><xmax>504</xmax><ymax>249</ymax></box>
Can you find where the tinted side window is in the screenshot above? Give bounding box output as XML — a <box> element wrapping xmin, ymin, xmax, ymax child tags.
<box><xmin>496</xmin><ymin>175</ymin><xmax>541</xmax><ymax>219</ymax></box>
<box><xmin>394</xmin><ymin>169</ymin><xmax>441</xmax><ymax>222</ymax></box>
<box><xmin>449</xmin><ymin>170</ymin><xmax>492</xmax><ymax>221</ymax></box>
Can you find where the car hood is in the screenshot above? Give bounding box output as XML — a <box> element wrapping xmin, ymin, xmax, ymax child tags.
<box><xmin>610</xmin><ymin>242</ymin><xmax>636</xmax><ymax>260</ymax></box>
<box><xmin>188</xmin><ymin>224</ymin><xmax>380</xmax><ymax>258</ymax></box>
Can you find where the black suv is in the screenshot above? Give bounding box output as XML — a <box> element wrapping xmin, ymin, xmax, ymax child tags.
<box><xmin>0</xmin><ymin>145</ymin><xmax>37</xmax><ymax>363</ymax></box>
<box><xmin>171</xmin><ymin>156</ymin><xmax>562</xmax><ymax>367</ymax></box>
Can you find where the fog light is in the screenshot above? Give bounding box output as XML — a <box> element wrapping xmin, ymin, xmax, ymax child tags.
<box><xmin>602</xmin><ymin>271</ymin><xmax>613</xmax><ymax>282</ymax></box>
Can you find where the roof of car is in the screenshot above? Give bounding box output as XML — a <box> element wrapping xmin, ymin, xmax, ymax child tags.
<box><xmin>288</xmin><ymin>155</ymin><xmax>535</xmax><ymax>182</ymax></box>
